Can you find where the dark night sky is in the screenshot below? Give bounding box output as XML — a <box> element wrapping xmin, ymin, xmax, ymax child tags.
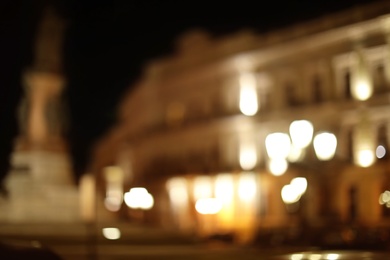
<box><xmin>0</xmin><ymin>0</ymin><xmax>380</xmax><ymax>181</ymax></box>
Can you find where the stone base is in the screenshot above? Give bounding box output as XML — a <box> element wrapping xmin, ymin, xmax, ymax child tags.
<box><xmin>0</xmin><ymin>150</ymin><xmax>80</xmax><ymax>223</ymax></box>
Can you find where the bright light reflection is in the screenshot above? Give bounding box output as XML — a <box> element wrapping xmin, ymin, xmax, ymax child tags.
<box><xmin>104</xmin><ymin>195</ymin><xmax>122</xmax><ymax>212</ymax></box>
<box><xmin>353</xmin><ymin>80</ymin><xmax>372</xmax><ymax>101</ymax></box>
<box><xmin>239</xmin><ymin>73</ymin><xmax>258</xmax><ymax>116</ymax></box>
<box><xmin>313</xmin><ymin>132</ymin><xmax>337</xmax><ymax>160</ymax></box>
<box><xmin>124</xmin><ymin>187</ymin><xmax>154</xmax><ymax>210</ymax></box>
<box><xmin>288</xmin><ymin>145</ymin><xmax>304</xmax><ymax>162</ymax></box>
<box><xmin>291</xmin><ymin>254</ymin><xmax>304</xmax><ymax>260</ymax></box>
<box><xmin>215</xmin><ymin>174</ymin><xmax>234</xmax><ymax>203</ymax></box>
<box><xmin>265</xmin><ymin>132</ymin><xmax>291</xmax><ymax>159</ymax></box>
<box><xmin>379</xmin><ymin>190</ymin><xmax>390</xmax><ymax>207</ymax></box>
<box><xmin>166</xmin><ymin>177</ymin><xmax>188</xmax><ymax>207</ymax></box>
<box><xmin>193</xmin><ymin>176</ymin><xmax>212</xmax><ymax>200</ymax></box>
<box><xmin>309</xmin><ymin>254</ymin><xmax>322</xmax><ymax>260</ymax></box>
<box><xmin>357</xmin><ymin>149</ymin><xmax>375</xmax><ymax>167</ymax></box>
<box><xmin>326</xmin><ymin>253</ymin><xmax>339</xmax><ymax>260</ymax></box>
<box><xmin>195</xmin><ymin>198</ymin><xmax>223</xmax><ymax>215</ymax></box>
<box><xmin>268</xmin><ymin>158</ymin><xmax>288</xmax><ymax>176</ymax></box>
<box><xmin>281</xmin><ymin>184</ymin><xmax>301</xmax><ymax>204</ymax></box>
<box><xmin>376</xmin><ymin>145</ymin><xmax>386</xmax><ymax>159</ymax></box>
<box><xmin>102</xmin><ymin>228</ymin><xmax>121</xmax><ymax>240</ymax></box>
<box><xmin>289</xmin><ymin>120</ymin><xmax>314</xmax><ymax>149</ymax></box>
<box><xmin>352</xmin><ymin>49</ymin><xmax>373</xmax><ymax>101</ymax></box>
<box><xmin>291</xmin><ymin>177</ymin><xmax>308</xmax><ymax>195</ymax></box>
<box><xmin>238</xmin><ymin>173</ymin><xmax>257</xmax><ymax>202</ymax></box>
<box><xmin>239</xmin><ymin>142</ymin><xmax>257</xmax><ymax>170</ymax></box>
<box><xmin>281</xmin><ymin>177</ymin><xmax>308</xmax><ymax>204</ymax></box>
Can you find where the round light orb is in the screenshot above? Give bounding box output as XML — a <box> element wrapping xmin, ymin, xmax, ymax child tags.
<box><xmin>291</xmin><ymin>177</ymin><xmax>308</xmax><ymax>195</ymax></box>
<box><xmin>268</xmin><ymin>158</ymin><xmax>288</xmax><ymax>176</ymax></box>
<box><xmin>289</xmin><ymin>120</ymin><xmax>313</xmax><ymax>149</ymax></box>
<box><xmin>376</xmin><ymin>145</ymin><xmax>386</xmax><ymax>159</ymax></box>
<box><xmin>356</xmin><ymin>149</ymin><xmax>375</xmax><ymax>168</ymax></box>
<box><xmin>281</xmin><ymin>184</ymin><xmax>301</xmax><ymax>204</ymax></box>
<box><xmin>313</xmin><ymin>132</ymin><xmax>337</xmax><ymax>161</ymax></box>
<box><xmin>265</xmin><ymin>132</ymin><xmax>291</xmax><ymax>159</ymax></box>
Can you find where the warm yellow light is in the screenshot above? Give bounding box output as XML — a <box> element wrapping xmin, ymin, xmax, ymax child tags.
<box><xmin>238</xmin><ymin>173</ymin><xmax>257</xmax><ymax>202</ymax></box>
<box><xmin>353</xmin><ymin>79</ymin><xmax>372</xmax><ymax>101</ymax></box>
<box><xmin>379</xmin><ymin>190</ymin><xmax>390</xmax><ymax>205</ymax></box>
<box><xmin>195</xmin><ymin>198</ymin><xmax>223</xmax><ymax>215</ymax></box>
<box><xmin>356</xmin><ymin>149</ymin><xmax>375</xmax><ymax>167</ymax></box>
<box><xmin>239</xmin><ymin>73</ymin><xmax>258</xmax><ymax>116</ymax></box>
<box><xmin>268</xmin><ymin>158</ymin><xmax>288</xmax><ymax>176</ymax></box>
<box><xmin>281</xmin><ymin>184</ymin><xmax>301</xmax><ymax>204</ymax></box>
<box><xmin>239</xmin><ymin>142</ymin><xmax>257</xmax><ymax>170</ymax></box>
<box><xmin>289</xmin><ymin>120</ymin><xmax>313</xmax><ymax>149</ymax></box>
<box><xmin>309</xmin><ymin>254</ymin><xmax>322</xmax><ymax>260</ymax></box>
<box><xmin>313</xmin><ymin>132</ymin><xmax>337</xmax><ymax>160</ymax></box>
<box><xmin>291</xmin><ymin>254</ymin><xmax>304</xmax><ymax>260</ymax></box>
<box><xmin>288</xmin><ymin>145</ymin><xmax>305</xmax><ymax>162</ymax></box>
<box><xmin>193</xmin><ymin>176</ymin><xmax>212</xmax><ymax>200</ymax></box>
<box><xmin>326</xmin><ymin>253</ymin><xmax>339</xmax><ymax>260</ymax></box>
<box><xmin>291</xmin><ymin>177</ymin><xmax>308</xmax><ymax>195</ymax></box>
<box><xmin>351</xmin><ymin>50</ymin><xmax>372</xmax><ymax>101</ymax></box>
<box><xmin>265</xmin><ymin>132</ymin><xmax>291</xmax><ymax>159</ymax></box>
<box><xmin>104</xmin><ymin>166</ymin><xmax>124</xmax><ymax>212</ymax></box>
<box><xmin>124</xmin><ymin>187</ymin><xmax>154</xmax><ymax>210</ymax></box>
<box><xmin>166</xmin><ymin>177</ymin><xmax>189</xmax><ymax>207</ymax></box>
<box><xmin>281</xmin><ymin>177</ymin><xmax>308</xmax><ymax>204</ymax></box>
<box><xmin>102</xmin><ymin>228</ymin><xmax>121</xmax><ymax>240</ymax></box>
<box><xmin>215</xmin><ymin>174</ymin><xmax>234</xmax><ymax>203</ymax></box>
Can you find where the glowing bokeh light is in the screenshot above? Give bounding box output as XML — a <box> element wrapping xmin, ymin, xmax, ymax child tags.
<box><xmin>265</xmin><ymin>132</ymin><xmax>291</xmax><ymax>159</ymax></box>
<box><xmin>376</xmin><ymin>145</ymin><xmax>386</xmax><ymax>159</ymax></box>
<box><xmin>356</xmin><ymin>149</ymin><xmax>375</xmax><ymax>167</ymax></box>
<box><xmin>102</xmin><ymin>228</ymin><xmax>121</xmax><ymax>240</ymax></box>
<box><xmin>124</xmin><ymin>187</ymin><xmax>154</xmax><ymax>210</ymax></box>
<box><xmin>289</xmin><ymin>120</ymin><xmax>314</xmax><ymax>149</ymax></box>
<box><xmin>291</xmin><ymin>254</ymin><xmax>304</xmax><ymax>260</ymax></box>
<box><xmin>166</xmin><ymin>177</ymin><xmax>189</xmax><ymax>207</ymax></box>
<box><xmin>239</xmin><ymin>73</ymin><xmax>258</xmax><ymax>116</ymax></box>
<box><xmin>193</xmin><ymin>176</ymin><xmax>212</xmax><ymax>200</ymax></box>
<box><xmin>195</xmin><ymin>198</ymin><xmax>223</xmax><ymax>215</ymax></box>
<box><xmin>215</xmin><ymin>174</ymin><xmax>234</xmax><ymax>203</ymax></box>
<box><xmin>281</xmin><ymin>184</ymin><xmax>301</xmax><ymax>204</ymax></box>
<box><xmin>326</xmin><ymin>253</ymin><xmax>340</xmax><ymax>260</ymax></box>
<box><xmin>238</xmin><ymin>173</ymin><xmax>257</xmax><ymax>202</ymax></box>
<box><xmin>288</xmin><ymin>144</ymin><xmax>305</xmax><ymax>162</ymax></box>
<box><xmin>291</xmin><ymin>177</ymin><xmax>308</xmax><ymax>195</ymax></box>
<box><xmin>268</xmin><ymin>158</ymin><xmax>288</xmax><ymax>176</ymax></box>
<box><xmin>313</xmin><ymin>132</ymin><xmax>337</xmax><ymax>160</ymax></box>
<box><xmin>239</xmin><ymin>142</ymin><xmax>257</xmax><ymax>170</ymax></box>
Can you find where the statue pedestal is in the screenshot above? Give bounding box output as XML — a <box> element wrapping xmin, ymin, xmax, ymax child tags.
<box><xmin>0</xmin><ymin>150</ymin><xmax>80</xmax><ymax>223</ymax></box>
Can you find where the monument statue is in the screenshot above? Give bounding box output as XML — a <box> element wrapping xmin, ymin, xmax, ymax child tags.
<box><xmin>0</xmin><ymin>6</ymin><xmax>79</xmax><ymax>223</ymax></box>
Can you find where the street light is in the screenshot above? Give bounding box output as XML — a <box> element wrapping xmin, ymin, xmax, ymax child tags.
<box><xmin>313</xmin><ymin>132</ymin><xmax>337</xmax><ymax>161</ymax></box>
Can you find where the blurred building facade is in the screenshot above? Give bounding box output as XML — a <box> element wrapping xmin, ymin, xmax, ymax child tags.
<box><xmin>92</xmin><ymin>1</ymin><xmax>390</xmax><ymax>243</ymax></box>
<box><xmin>0</xmin><ymin>7</ymin><xmax>80</xmax><ymax>223</ymax></box>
